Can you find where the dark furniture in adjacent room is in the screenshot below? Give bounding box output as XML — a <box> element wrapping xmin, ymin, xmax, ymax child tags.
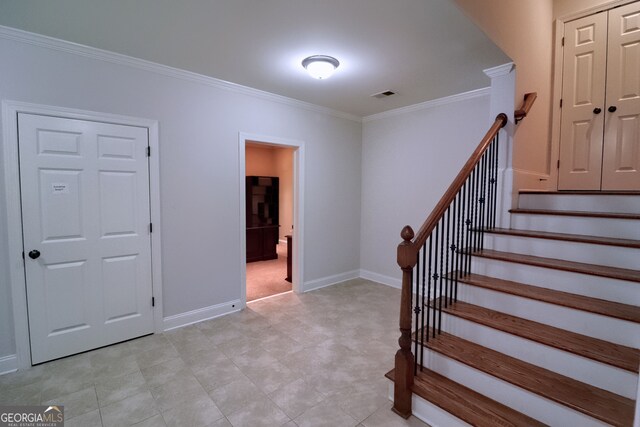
<box><xmin>246</xmin><ymin>176</ymin><xmax>279</xmax><ymax>262</ymax></box>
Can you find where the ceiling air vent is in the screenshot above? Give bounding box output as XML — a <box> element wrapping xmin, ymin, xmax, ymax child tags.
<box><xmin>371</xmin><ymin>90</ymin><xmax>396</xmax><ymax>99</ymax></box>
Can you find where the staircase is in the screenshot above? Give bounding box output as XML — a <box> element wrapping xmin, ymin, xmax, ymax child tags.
<box><xmin>387</xmin><ymin>191</ymin><xmax>640</xmax><ymax>426</ymax></box>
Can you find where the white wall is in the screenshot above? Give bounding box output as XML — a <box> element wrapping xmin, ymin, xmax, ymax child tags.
<box><xmin>0</xmin><ymin>32</ymin><xmax>362</xmax><ymax>359</ymax></box>
<box><xmin>360</xmin><ymin>94</ymin><xmax>491</xmax><ymax>285</ymax></box>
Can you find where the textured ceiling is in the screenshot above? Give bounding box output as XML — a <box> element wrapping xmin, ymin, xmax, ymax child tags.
<box><xmin>0</xmin><ymin>0</ymin><xmax>510</xmax><ymax>117</ymax></box>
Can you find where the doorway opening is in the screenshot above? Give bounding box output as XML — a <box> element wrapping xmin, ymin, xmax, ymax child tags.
<box><xmin>238</xmin><ymin>133</ymin><xmax>304</xmax><ymax>307</ymax></box>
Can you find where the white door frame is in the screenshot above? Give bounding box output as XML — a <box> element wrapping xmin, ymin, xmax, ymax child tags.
<box><xmin>238</xmin><ymin>132</ymin><xmax>305</xmax><ymax>308</ymax></box>
<box><xmin>550</xmin><ymin>0</ymin><xmax>638</xmax><ymax>190</ymax></box>
<box><xmin>2</xmin><ymin>100</ymin><xmax>164</xmax><ymax>370</ymax></box>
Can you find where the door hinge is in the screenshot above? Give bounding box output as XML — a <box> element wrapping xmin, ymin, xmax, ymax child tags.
<box><xmin>147</xmin><ymin>146</ymin><xmax>151</xmax><ymax>157</ymax></box>
<box><xmin>561</xmin><ymin>37</ymin><xmax>564</xmax><ymax>46</ymax></box>
<box><xmin>152</xmin><ymin>297</ymin><xmax>155</xmax><ymax>307</ymax></box>
<box><xmin>560</xmin><ymin>99</ymin><xmax>563</xmax><ymax>108</ymax></box>
<box><xmin>557</xmin><ymin>159</ymin><xmax>560</xmax><ymax>169</ymax></box>
<box><xmin>149</xmin><ymin>223</ymin><xmax>153</xmax><ymax>233</ymax></box>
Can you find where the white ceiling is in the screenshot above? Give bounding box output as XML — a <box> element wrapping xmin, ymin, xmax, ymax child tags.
<box><xmin>0</xmin><ymin>0</ymin><xmax>510</xmax><ymax>117</ymax></box>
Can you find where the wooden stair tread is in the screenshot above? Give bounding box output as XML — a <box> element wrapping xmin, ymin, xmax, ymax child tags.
<box><xmin>486</xmin><ymin>228</ymin><xmax>640</xmax><ymax>249</ymax></box>
<box><xmin>510</xmin><ymin>208</ymin><xmax>640</xmax><ymax>220</ymax></box>
<box><xmin>386</xmin><ymin>368</ymin><xmax>547</xmax><ymax>427</ymax></box>
<box><xmin>457</xmin><ymin>272</ymin><xmax>640</xmax><ymax>323</ymax></box>
<box><xmin>473</xmin><ymin>249</ymin><xmax>640</xmax><ymax>284</ymax></box>
<box><xmin>443</xmin><ymin>300</ymin><xmax>640</xmax><ymax>372</ymax></box>
<box><xmin>423</xmin><ymin>331</ymin><xmax>636</xmax><ymax>427</ymax></box>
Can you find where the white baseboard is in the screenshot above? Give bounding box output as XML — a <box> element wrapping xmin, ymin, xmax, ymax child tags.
<box><xmin>0</xmin><ymin>354</ymin><xmax>18</xmax><ymax>375</ymax></box>
<box><xmin>163</xmin><ymin>300</ymin><xmax>241</xmax><ymax>331</ymax></box>
<box><xmin>359</xmin><ymin>269</ymin><xmax>401</xmax><ymax>289</ymax></box>
<box><xmin>303</xmin><ymin>270</ymin><xmax>360</xmax><ymax>293</ymax></box>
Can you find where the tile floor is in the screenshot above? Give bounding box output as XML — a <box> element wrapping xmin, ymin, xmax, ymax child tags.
<box><xmin>0</xmin><ymin>279</ymin><xmax>428</xmax><ymax>427</ymax></box>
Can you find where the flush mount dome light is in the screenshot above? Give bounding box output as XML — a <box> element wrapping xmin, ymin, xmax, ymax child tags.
<box><xmin>302</xmin><ymin>55</ymin><xmax>340</xmax><ymax>79</ymax></box>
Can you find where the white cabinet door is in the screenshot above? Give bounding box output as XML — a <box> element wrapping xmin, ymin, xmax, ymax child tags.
<box><xmin>558</xmin><ymin>11</ymin><xmax>608</xmax><ymax>190</ymax></box>
<box><xmin>18</xmin><ymin>113</ymin><xmax>154</xmax><ymax>364</ymax></box>
<box><xmin>602</xmin><ymin>2</ymin><xmax>640</xmax><ymax>190</ymax></box>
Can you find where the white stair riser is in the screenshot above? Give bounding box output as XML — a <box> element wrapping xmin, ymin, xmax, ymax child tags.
<box><xmin>510</xmin><ymin>214</ymin><xmax>640</xmax><ymax>240</ymax></box>
<box><xmin>422</xmin><ymin>348</ymin><xmax>610</xmax><ymax>427</ymax></box>
<box><xmin>457</xmin><ymin>283</ymin><xmax>640</xmax><ymax>347</ymax></box>
<box><xmin>483</xmin><ymin>234</ymin><xmax>639</xmax><ymax>270</ymax></box>
<box><xmin>387</xmin><ymin>381</ymin><xmax>472</xmax><ymax>427</ymax></box>
<box><xmin>518</xmin><ymin>193</ymin><xmax>640</xmax><ymax>214</ymax></box>
<box><xmin>471</xmin><ymin>257</ymin><xmax>640</xmax><ymax>306</ymax></box>
<box><xmin>439</xmin><ymin>313</ymin><xmax>638</xmax><ymax>398</ymax></box>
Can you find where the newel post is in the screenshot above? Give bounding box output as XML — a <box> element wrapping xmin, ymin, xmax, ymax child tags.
<box><xmin>393</xmin><ymin>225</ymin><xmax>417</xmax><ymax>418</ymax></box>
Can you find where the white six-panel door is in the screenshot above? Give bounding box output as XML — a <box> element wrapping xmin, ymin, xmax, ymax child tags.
<box><xmin>18</xmin><ymin>113</ymin><xmax>154</xmax><ymax>364</ymax></box>
<box><xmin>559</xmin><ymin>2</ymin><xmax>640</xmax><ymax>191</ymax></box>
<box><xmin>602</xmin><ymin>2</ymin><xmax>640</xmax><ymax>190</ymax></box>
<box><xmin>558</xmin><ymin>11</ymin><xmax>608</xmax><ymax>190</ymax></box>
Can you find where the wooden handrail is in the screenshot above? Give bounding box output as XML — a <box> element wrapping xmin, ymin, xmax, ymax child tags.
<box><xmin>411</xmin><ymin>113</ymin><xmax>507</xmax><ymax>250</ymax></box>
<box><xmin>514</xmin><ymin>92</ymin><xmax>537</xmax><ymax>124</ymax></box>
<box><xmin>392</xmin><ymin>112</ymin><xmax>507</xmax><ymax>418</ymax></box>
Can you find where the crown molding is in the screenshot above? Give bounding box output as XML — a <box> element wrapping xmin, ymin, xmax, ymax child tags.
<box><xmin>0</xmin><ymin>25</ymin><xmax>361</xmax><ymax>123</ymax></box>
<box><xmin>362</xmin><ymin>87</ymin><xmax>490</xmax><ymax>123</ymax></box>
<box><xmin>483</xmin><ymin>62</ymin><xmax>515</xmax><ymax>79</ymax></box>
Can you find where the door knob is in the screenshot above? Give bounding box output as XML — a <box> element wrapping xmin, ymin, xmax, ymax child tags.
<box><xmin>28</xmin><ymin>250</ymin><xmax>40</xmax><ymax>260</ymax></box>
<box><xmin>608</xmin><ymin>106</ymin><xmax>617</xmax><ymax>113</ymax></box>
<box><xmin>593</xmin><ymin>107</ymin><xmax>602</xmax><ymax>114</ymax></box>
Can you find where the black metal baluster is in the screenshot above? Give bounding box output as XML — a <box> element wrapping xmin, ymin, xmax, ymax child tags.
<box><xmin>442</xmin><ymin>208</ymin><xmax>449</xmax><ymax>307</ymax></box>
<box><xmin>420</xmin><ymin>242</ymin><xmax>426</xmax><ymax>370</ymax></box>
<box><xmin>464</xmin><ymin>176</ymin><xmax>473</xmax><ymax>276</ymax></box>
<box><xmin>426</xmin><ymin>234</ymin><xmax>433</xmax><ymax>342</ymax></box>
<box><xmin>455</xmin><ymin>190</ymin><xmax>463</xmax><ymax>301</ymax></box>
<box><xmin>492</xmin><ymin>135</ymin><xmax>500</xmax><ymax>228</ymax></box>
<box><xmin>478</xmin><ymin>152</ymin><xmax>488</xmax><ymax>250</ymax></box>
<box><xmin>414</xmin><ymin>249</ymin><xmax>420</xmax><ymax>373</ymax></box>
<box><xmin>472</xmin><ymin>166</ymin><xmax>479</xmax><ymax>253</ymax></box>
<box><xmin>432</xmin><ymin>223</ymin><xmax>439</xmax><ymax>338</ymax></box>
<box><xmin>438</xmin><ymin>217</ymin><xmax>445</xmax><ymax>334</ymax></box>
<box><xmin>446</xmin><ymin>205</ymin><xmax>453</xmax><ymax>305</ymax></box>
<box><xmin>487</xmin><ymin>140</ymin><xmax>496</xmax><ymax>231</ymax></box>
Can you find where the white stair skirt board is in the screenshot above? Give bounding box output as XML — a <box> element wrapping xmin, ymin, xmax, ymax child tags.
<box><xmin>456</xmin><ymin>283</ymin><xmax>640</xmax><ymax>347</ymax></box>
<box><xmin>483</xmin><ymin>234</ymin><xmax>640</xmax><ymax>270</ymax></box>
<box><xmin>518</xmin><ymin>193</ymin><xmax>640</xmax><ymax>214</ymax></box>
<box><xmin>438</xmin><ymin>312</ymin><xmax>637</xmax><ymax>398</ymax></box>
<box><xmin>471</xmin><ymin>257</ymin><xmax>640</xmax><ymax>306</ymax></box>
<box><xmin>510</xmin><ymin>213</ymin><xmax>640</xmax><ymax>240</ymax></box>
<box><xmin>386</xmin><ymin>381</ymin><xmax>472</xmax><ymax>427</ymax></box>
<box><xmin>422</xmin><ymin>348</ymin><xmax>611</xmax><ymax>427</ymax></box>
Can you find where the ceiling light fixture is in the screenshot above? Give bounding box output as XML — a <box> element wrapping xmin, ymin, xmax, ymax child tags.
<box><xmin>301</xmin><ymin>55</ymin><xmax>340</xmax><ymax>80</ymax></box>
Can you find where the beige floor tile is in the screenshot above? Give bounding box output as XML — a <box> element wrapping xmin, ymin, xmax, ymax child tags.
<box><xmin>0</xmin><ymin>381</ymin><xmax>42</xmax><ymax>405</ymax></box>
<box><xmin>132</xmin><ymin>414</ymin><xmax>167</xmax><ymax>427</ymax></box>
<box><xmin>128</xmin><ymin>334</ymin><xmax>171</xmax><ymax>355</ymax></box>
<box><xmin>268</xmin><ymin>378</ymin><xmax>325</xmax><ymax>419</ymax></box>
<box><xmin>96</xmin><ymin>370</ymin><xmax>148</xmax><ymax>406</ymax></box>
<box><xmin>0</xmin><ymin>364</ymin><xmax>47</xmax><ymax>389</ymax></box>
<box><xmin>192</xmin><ymin>358</ymin><xmax>245</xmax><ymax>391</ymax></box>
<box><xmin>226</xmin><ymin>396</ymin><xmax>290</xmax><ymax>427</ymax></box>
<box><xmin>135</xmin><ymin>345</ymin><xmax>179</xmax><ymax>369</ymax></box>
<box><xmin>206</xmin><ymin>417</ymin><xmax>233</xmax><ymax>427</ymax></box>
<box><xmin>207</xmin><ymin>376</ymin><xmax>265</xmax><ymax>416</ymax></box>
<box><xmin>360</xmin><ymin>402</ymin><xmax>427</xmax><ymax>427</ymax></box>
<box><xmin>100</xmin><ymin>390</ymin><xmax>159</xmax><ymax>427</ymax></box>
<box><xmin>93</xmin><ymin>354</ymin><xmax>140</xmax><ymax>382</ymax></box>
<box><xmin>294</xmin><ymin>400</ymin><xmax>358</xmax><ymax>427</ymax></box>
<box><xmin>140</xmin><ymin>358</ymin><xmax>188</xmax><ymax>389</ymax></box>
<box><xmin>180</xmin><ymin>347</ymin><xmax>229</xmax><ymax>372</ymax></box>
<box><xmin>65</xmin><ymin>408</ymin><xmax>103</xmax><ymax>427</ymax></box>
<box><xmin>43</xmin><ymin>386</ymin><xmax>98</xmax><ymax>419</ymax></box>
<box><xmin>161</xmin><ymin>394</ymin><xmax>223</xmax><ymax>427</ymax></box>
<box><xmin>150</xmin><ymin>373</ymin><xmax>208</xmax><ymax>411</ymax></box>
